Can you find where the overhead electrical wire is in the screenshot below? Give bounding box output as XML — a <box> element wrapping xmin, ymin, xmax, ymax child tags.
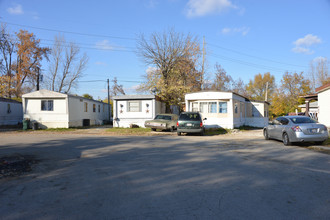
<box><xmin>3</xmin><ymin>20</ymin><xmax>307</xmax><ymax>73</ymax></box>
<box><xmin>207</xmin><ymin>42</ymin><xmax>308</xmax><ymax>68</ymax></box>
<box><xmin>4</xmin><ymin>21</ymin><xmax>136</xmax><ymax>40</ymax></box>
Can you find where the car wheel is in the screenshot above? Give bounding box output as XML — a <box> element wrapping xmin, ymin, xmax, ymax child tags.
<box><xmin>170</xmin><ymin>126</ymin><xmax>174</xmax><ymax>132</ymax></box>
<box><xmin>282</xmin><ymin>133</ymin><xmax>291</xmax><ymax>146</ymax></box>
<box><xmin>177</xmin><ymin>132</ymin><xmax>181</xmax><ymax>136</ymax></box>
<box><xmin>200</xmin><ymin>129</ymin><xmax>204</xmax><ymax>136</ymax></box>
<box><xmin>263</xmin><ymin>129</ymin><xmax>269</xmax><ymax>140</ymax></box>
<box><xmin>151</xmin><ymin>128</ymin><xmax>156</xmax><ymax>131</ymax></box>
<box><xmin>315</xmin><ymin>141</ymin><xmax>324</xmax><ymax>145</ymax></box>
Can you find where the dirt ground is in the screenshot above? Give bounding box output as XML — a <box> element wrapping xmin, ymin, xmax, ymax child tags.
<box><xmin>0</xmin><ymin>130</ymin><xmax>329</xmax><ymax>219</ymax></box>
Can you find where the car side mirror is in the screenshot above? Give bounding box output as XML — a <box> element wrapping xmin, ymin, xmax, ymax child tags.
<box><xmin>203</xmin><ymin>118</ymin><xmax>207</xmax><ymax>120</ymax></box>
<box><xmin>268</xmin><ymin>121</ymin><xmax>273</xmax><ymax>125</ymax></box>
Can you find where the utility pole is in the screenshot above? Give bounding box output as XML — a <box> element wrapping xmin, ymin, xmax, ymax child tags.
<box><xmin>107</xmin><ymin>78</ymin><xmax>111</xmax><ymax>122</ymax></box>
<box><xmin>265</xmin><ymin>82</ymin><xmax>269</xmax><ymax>102</ymax></box>
<box><xmin>201</xmin><ymin>36</ymin><xmax>205</xmax><ymax>90</ymax></box>
<box><xmin>36</xmin><ymin>67</ymin><xmax>40</xmax><ymax>91</ymax></box>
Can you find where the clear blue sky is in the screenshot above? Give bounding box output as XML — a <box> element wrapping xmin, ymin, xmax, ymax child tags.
<box><xmin>1</xmin><ymin>0</ymin><xmax>330</xmax><ymax>100</ymax></box>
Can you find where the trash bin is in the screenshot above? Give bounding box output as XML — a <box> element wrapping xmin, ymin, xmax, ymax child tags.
<box><xmin>32</xmin><ymin>122</ymin><xmax>38</xmax><ymax>130</ymax></box>
<box><xmin>23</xmin><ymin>119</ymin><xmax>30</xmax><ymax>130</ymax></box>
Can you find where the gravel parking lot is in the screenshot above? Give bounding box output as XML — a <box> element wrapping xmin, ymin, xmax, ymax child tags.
<box><xmin>0</xmin><ymin>130</ymin><xmax>330</xmax><ymax>219</ymax></box>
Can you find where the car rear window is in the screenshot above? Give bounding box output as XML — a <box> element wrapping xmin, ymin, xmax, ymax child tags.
<box><xmin>155</xmin><ymin>115</ymin><xmax>172</xmax><ymax>120</ymax></box>
<box><xmin>179</xmin><ymin>113</ymin><xmax>201</xmax><ymax>121</ymax></box>
<box><xmin>289</xmin><ymin>117</ymin><xmax>316</xmax><ymax>124</ymax></box>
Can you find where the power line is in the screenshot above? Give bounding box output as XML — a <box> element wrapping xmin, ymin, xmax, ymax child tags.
<box><xmin>208</xmin><ymin>42</ymin><xmax>308</xmax><ymax>68</ymax></box>
<box><xmin>209</xmin><ymin>53</ymin><xmax>293</xmax><ymax>73</ymax></box>
<box><xmin>39</xmin><ymin>42</ymin><xmax>135</xmax><ymax>52</ymax></box>
<box><xmin>39</xmin><ymin>38</ymin><xmax>136</xmax><ymax>50</ymax></box>
<box><xmin>4</xmin><ymin>21</ymin><xmax>136</xmax><ymax>41</ymax></box>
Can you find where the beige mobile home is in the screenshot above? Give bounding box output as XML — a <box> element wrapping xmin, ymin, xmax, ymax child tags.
<box><xmin>22</xmin><ymin>90</ymin><xmax>110</xmax><ymax>128</ymax></box>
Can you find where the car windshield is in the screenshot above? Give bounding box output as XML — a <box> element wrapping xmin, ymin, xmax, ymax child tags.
<box><xmin>179</xmin><ymin>113</ymin><xmax>201</xmax><ymax>121</ymax></box>
<box><xmin>155</xmin><ymin>115</ymin><xmax>172</xmax><ymax>120</ymax></box>
<box><xmin>289</xmin><ymin>117</ymin><xmax>317</xmax><ymax>124</ymax></box>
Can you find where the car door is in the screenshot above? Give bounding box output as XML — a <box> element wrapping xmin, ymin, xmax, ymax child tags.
<box><xmin>272</xmin><ymin>117</ymin><xmax>284</xmax><ymax>140</ymax></box>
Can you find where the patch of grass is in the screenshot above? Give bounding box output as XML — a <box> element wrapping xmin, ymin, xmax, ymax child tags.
<box><xmin>205</xmin><ymin>128</ymin><xmax>229</xmax><ymax>136</ymax></box>
<box><xmin>106</xmin><ymin>127</ymin><xmax>152</xmax><ymax>135</ymax></box>
<box><xmin>43</xmin><ymin>128</ymin><xmax>78</xmax><ymax>131</ymax></box>
<box><xmin>236</xmin><ymin>125</ymin><xmax>262</xmax><ymax>130</ymax></box>
<box><xmin>323</xmin><ymin>138</ymin><xmax>330</xmax><ymax>146</ymax></box>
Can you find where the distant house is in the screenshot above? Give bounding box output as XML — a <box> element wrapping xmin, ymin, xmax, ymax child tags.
<box><xmin>185</xmin><ymin>91</ymin><xmax>269</xmax><ymax>129</ymax></box>
<box><xmin>298</xmin><ymin>101</ymin><xmax>318</xmax><ymax>113</ymax></box>
<box><xmin>22</xmin><ymin>90</ymin><xmax>110</xmax><ymax>128</ymax></box>
<box><xmin>316</xmin><ymin>83</ymin><xmax>330</xmax><ymax>128</ymax></box>
<box><xmin>112</xmin><ymin>95</ymin><xmax>166</xmax><ymax>128</ymax></box>
<box><xmin>0</xmin><ymin>97</ymin><xmax>23</xmax><ymax>126</ymax></box>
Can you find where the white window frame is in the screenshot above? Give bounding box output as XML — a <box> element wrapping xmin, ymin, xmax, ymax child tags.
<box><xmin>127</xmin><ymin>101</ymin><xmax>141</xmax><ymax>112</ymax></box>
<box><xmin>208</xmin><ymin>102</ymin><xmax>217</xmax><ymax>113</ymax></box>
<box><xmin>41</xmin><ymin>100</ymin><xmax>54</xmax><ymax>111</ymax></box>
<box><xmin>219</xmin><ymin>102</ymin><xmax>227</xmax><ymax>113</ymax></box>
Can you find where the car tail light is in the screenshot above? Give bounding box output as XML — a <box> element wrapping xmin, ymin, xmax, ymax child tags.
<box><xmin>177</xmin><ymin>122</ymin><xmax>179</xmax><ymax>127</ymax></box>
<box><xmin>291</xmin><ymin>126</ymin><xmax>302</xmax><ymax>132</ymax></box>
<box><xmin>321</xmin><ymin>125</ymin><xmax>328</xmax><ymax>131</ymax></box>
<box><xmin>200</xmin><ymin>122</ymin><xmax>203</xmax><ymax>127</ymax></box>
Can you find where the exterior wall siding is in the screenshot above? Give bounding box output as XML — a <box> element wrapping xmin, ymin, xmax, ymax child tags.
<box><xmin>22</xmin><ymin>90</ymin><xmax>110</xmax><ymax>129</ymax></box>
<box><xmin>24</xmin><ymin>98</ymin><xmax>69</xmax><ymax>128</ymax></box>
<box><xmin>113</xmin><ymin>98</ymin><xmax>161</xmax><ymax>128</ymax></box>
<box><xmin>185</xmin><ymin>92</ymin><xmax>269</xmax><ymax>129</ymax></box>
<box><xmin>68</xmin><ymin>96</ymin><xmax>109</xmax><ymax>127</ymax></box>
<box><xmin>318</xmin><ymin>89</ymin><xmax>330</xmax><ymax>127</ymax></box>
<box><xmin>0</xmin><ymin>100</ymin><xmax>23</xmax><ymax>125</ymax></box>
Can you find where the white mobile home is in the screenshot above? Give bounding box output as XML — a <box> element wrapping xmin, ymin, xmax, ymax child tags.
<box><xmin>316</xmin><ymin>83</ymin><xmax>330</xmax><ymax>128</ymax></box>
<box><xmin>0</xmin><ymin>97</ymin><xmax>23</xmax><ymax>126</ymax></box>
<box><xmin>185</xmin><ymin>91</ymin><xmax>269</xmax><ymax>129</ymax></box>
<box><xmin>113</xmin><ymin>95</ymin><xmax>165</xmax><ymax>128</ymax></box>
<box><xmin>22</xmin><ymin>90</ymin><xmax>110</xmax><ymax>128</ymax></box>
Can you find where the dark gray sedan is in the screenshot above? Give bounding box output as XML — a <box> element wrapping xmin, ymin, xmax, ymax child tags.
<box><xmin>263</xmin><ymin>116</ymin><xmax>329</xmax><ymax>145</ymax></box>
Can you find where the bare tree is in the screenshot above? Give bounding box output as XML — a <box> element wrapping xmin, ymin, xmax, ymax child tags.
<box><xmin>232</xmin><ymin>78</ymin><xmax>246</xmax><ymax>96</ymax></box>
<box><xmin>111</xmin><ymin>77</ymin><xmax>125</xmax><ymax>96</ymax></box>
<box><xmin>210</xmin><ymin>63</ymin><xmax>233</xmax><ymax>91</ymax></box>
<box><xmin>136</xmin><ymin>28</ymin><xmax>202</xmax><ymax>111</ymax></box>
<box><xmin>0</xmin><ymin>24</ymin><xmax>16</xmax><ymax>97</ymax></box>
<box><xmin>309</xmin><ymin>57</ymin><xmax>330</xmax><ymax>91</ymax></box>
<box><xmin>47</xmin><ymin>35</ymin><xmax>88</xmax><ymax>93</ymax></box>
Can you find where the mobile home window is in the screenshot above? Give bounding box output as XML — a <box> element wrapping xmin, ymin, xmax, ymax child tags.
<box><xmin>208</xmin><ymin>102</ymin><xmax>217</xmax><ymax>113</ymax></box>
<box><xmin>234</xmin><ymin>103</ymin><xmax>238</xmax><ymax>114</ymax></box>
<box><xmin>127</xmin><ymin>101</ymin><xmax>141</xmax><ymax>112</ymax></box>
<box><xmin>199</xmin><ymin>102</ymin><xmax>208</xmax><ymax>113</ymax></box>
<box><xmin>41</xmin><ymin>100</ymin><xmax>54</xmax><ymax>111</ymax></box>
<box><xmin>219</xmin><ymin>102</ymin><xmax>227</xmax><ymax>113</ymax></box>
<box><xmin>93</xmin><ymin>104</ymin><xmax>96</xmax><ymax>112</ymax></box>
<box><xmin>192</xmin><ymin>102</ymin><xmax>199</xmax><ymax>112</ymax></box>
<box><xmin>98</xmin><ymin>105</ymin><xmax>100</xmax><ymax>113</ymax></box>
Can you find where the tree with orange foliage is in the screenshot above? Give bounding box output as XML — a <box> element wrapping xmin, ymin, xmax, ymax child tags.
<box><xmin>13</xmin><ymin>30</ymin><xmax>50</xmax><ymax>96</ymax></box>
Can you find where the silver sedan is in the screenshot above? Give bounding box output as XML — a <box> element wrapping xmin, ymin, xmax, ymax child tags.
<box><xmin>263</xmin><ymin>116</ymin><xmax>329</xmax><ymax>145</ymax></box>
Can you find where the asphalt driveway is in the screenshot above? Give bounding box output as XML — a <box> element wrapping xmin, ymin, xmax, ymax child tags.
<box><xmin>0</xmin><ymin>131</ymin><xmax>329</xmax><ymax>219</ymax></box>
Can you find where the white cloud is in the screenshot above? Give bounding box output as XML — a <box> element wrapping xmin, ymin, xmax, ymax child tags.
<box><xmin>185</xmin><ymin>0</ymin><xmax>237</xmax><ymax>17</ymax></box>
<box><xmin>95</xmin><ymin>40</ymin><xmax>113</xmax><ymax>50</ymax></box>
<box><xmin>292</xmin><ymin>47</ymin><xmax>313</xmax><ymax>55</ymax></box>
<box><xmin>294</xmin><ymin>34</ymin><xmax>321</xmax><ymax>47</ymax></box>
<box><xmin>7</xmin><ymin>4</ymin><xmax>24</xmax><ymax>15</ymax></box>
<box><xmin>312</xmin><ymin>56</ymin><xmax>327</xmax><ymax>63</ymax></box>
<box><xmin>221</xmin><ymin>27</ymin><xmax>250</xmax><ymax>36</ymax></box>
<box><xmin>292</xmin><ymin>34</ymin><xmax>322</xmax><ymax>55</ymax></box>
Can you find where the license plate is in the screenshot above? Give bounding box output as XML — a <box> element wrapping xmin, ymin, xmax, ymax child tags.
<box><xmin>310</xmin><ymin>128</ymin><xmax>318</xmax><ymax>133</ymax></box>
<box><xmin>186</xmin><ymin>123</ymin><xmax>192</xmax><ymax>126</ymax></box>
